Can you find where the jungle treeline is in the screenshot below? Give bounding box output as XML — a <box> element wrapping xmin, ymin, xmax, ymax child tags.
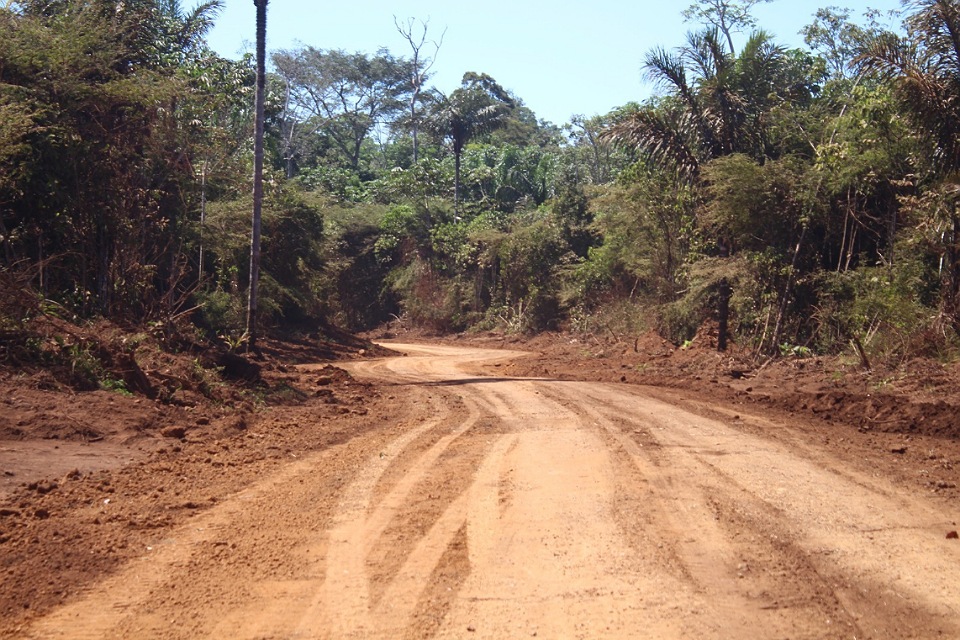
<box><xmin>3</xmin><ymin>0</ymin><xmax>960</xmax><ymax>365</ymax></box>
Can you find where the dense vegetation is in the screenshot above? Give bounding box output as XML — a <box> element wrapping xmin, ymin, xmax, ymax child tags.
<box><xmin>2</xmin><ymin>0</ymin><xmax>960</xmax><ymax>366</ymax></box>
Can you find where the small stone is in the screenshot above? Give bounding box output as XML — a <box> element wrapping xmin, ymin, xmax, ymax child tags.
<box><xmin>947</xmin><ymin>531</ymin><xmax>959</xmax><ymax>539</ymax></box>
<box><xmin>890</xmin><ymin>446</ymin><xmax>908</xmax><ymax>455</ymax></box>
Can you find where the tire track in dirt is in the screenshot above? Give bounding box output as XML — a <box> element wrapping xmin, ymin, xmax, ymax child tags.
<box><xmin>562</xmin><ymin>381</ymin><xmax>960</xmax><ymax>638</ymax></box>
<box><xmin>428</xmin><ymin>379</ymin><xmax>702</xmax><ymax>639</ymax></box>
<box><xmin>18</xmin><ymin>382</ymin><xmax>456</xmax><ymax>640</ymax></box>
<box><xmin>296</xmin><ymin>389</ymin><xmax>474</xmax><ymax>638</ymax></box>
<box><xmin>537</xmin><ymin>382</ymin><xmax>860</xmax><ymax>638</ymax></box>
<box><xmin>319</xmin><ymin>351</ymin><xmax>548</xmax><ymax>638</ymax></box>
<box><xmin>344</xmin><ymin>349</ymin><xmax>708</xmax><ymax>638</ymax></box>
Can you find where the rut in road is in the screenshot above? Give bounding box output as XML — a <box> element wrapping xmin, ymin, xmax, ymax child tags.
<box><xmin>19</xmin><ymin>343</ymin><xmax>960</xmax><ymax>639</ymax></box>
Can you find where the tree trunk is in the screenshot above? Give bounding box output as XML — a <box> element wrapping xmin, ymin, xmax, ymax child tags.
<box><xmin>0</xmin><ymin>213</ymin><xmax>14</xmax><ymax>264</ymax></box>
<box><xmin>454</xmin><ymin>149</ymin><xmax>462</xmax><ymax>217</ymax></box>
<box><xmin>198</xmin><ymin>162</ymin><xmax>206</xmax><ymax>285</ymax></box>
<box><xmin>246</xmin><ymin>0</ymin><xmax>268</xmax><ymax>353</ymax></box>
<box><xmin>411</xmin><ymin>91</ymin><xmax>420</xmax><ymax>164</ymax></box>
<box><xmin>950</xmin><ymin>211</ymin><xmax>960</xmax><ymax>338</ymax></box>
<box><xmin>98</xmin><ymin>222</ymin><xmax>110</xmax><ymax>316</ymax></box>
<box><xmin>717</xmin><ymin>237</ymin><xmax>730</xmax><ymax>352</ymax></box>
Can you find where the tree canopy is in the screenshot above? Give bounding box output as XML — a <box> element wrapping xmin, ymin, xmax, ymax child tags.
<box><xmin>4</xmin><ymin>0</ymin><xmax>960</xmax><ymax>367</ymax></box>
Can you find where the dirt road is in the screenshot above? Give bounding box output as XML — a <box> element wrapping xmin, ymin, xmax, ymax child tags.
<box><xmin>18</xmin><ymin>344</ymin><xmax>960</xmax><ymax>639</ymax></box>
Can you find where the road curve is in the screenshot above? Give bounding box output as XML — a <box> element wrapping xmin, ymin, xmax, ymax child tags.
<box><xmin>21</xmin><ymin>343</ymin><xmax>960</xmax><ymax>639</ymax></box>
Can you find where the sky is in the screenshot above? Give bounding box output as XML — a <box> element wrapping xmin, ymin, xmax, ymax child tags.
<box><xmin>207</xmin><ymin>0</ymin><xmax>904</xmax><ymax>127</ymax></box>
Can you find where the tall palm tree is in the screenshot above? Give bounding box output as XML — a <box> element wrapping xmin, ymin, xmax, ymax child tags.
<box><xmin>860</xmin><ymin>0</ymin><xmax>960</xmax><ymax>175</ymax></box>
<box><xmin>246</xmin><ymin>0</ymin><xmax>266</xmax><ymax>352</ymax></box>
<box><xmin>429</xmin><ymin>73</ymin><xmax>513</xmax><ymax>214</ymax></box>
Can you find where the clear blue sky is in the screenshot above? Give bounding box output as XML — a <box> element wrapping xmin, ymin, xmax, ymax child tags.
<box><xmin>207</xmin><ymin>0</ymin><xmax>903</xmax><ymax>126</ymax></box>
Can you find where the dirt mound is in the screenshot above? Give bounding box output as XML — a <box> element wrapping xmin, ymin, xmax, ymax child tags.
<box><xmin>632</xmin><ymin>330</ymin><xmax>676</xmax><ymax>357</ymax></box>
<box><xmin>0</xmin><ymin>315</ymin><xmax>388</xmax><ymax>497</ymax></box>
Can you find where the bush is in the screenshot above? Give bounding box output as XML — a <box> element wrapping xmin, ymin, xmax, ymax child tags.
<box><xmin>812</xmin><ymin>259</ymin><xmax>947</xmax><ymax>362</ymax></box>
<box><xmin>194</xmin><ymin>288</ymin><xmax>245</xmax><ymax>338</ymax></box>
<box><xmin>200</xmin><ymin>186</ymin><xmax>326</xmax><ymax>332</ymax></box>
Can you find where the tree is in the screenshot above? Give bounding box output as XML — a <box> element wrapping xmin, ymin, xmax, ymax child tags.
<box><xmin>272</xmin><ymin>47</ymin><xmax>410</xmax><ymax>172</ymax></box>
<box><xmin>0</xmin><ymin>0</ymin><xmax>224</xmax><ymax>317</ymax></box>
<box><xmin>587</xmin><ymin>166</ymin><xmax>694</xmax><ymax>302</ymax></box>
<box><xmin>604</xmin><ymin>27</ymin><xmax>803</xmax><ymax>175</ymax></box>
<box><xmin>801</xmin><ymin>7</ymin><xmax>884</xmax><ymax>79</ymax></box>
<box><xmin>428</xmin><ymin>72</ymin><xmax>514</xmax><ymax>213</ymax></box>
<box><xmin>394</xmin><ymin>16</ymin><xmax>445</xmax><ymax>163</ymax></box>
<box><xmin>458</xmin><ymin>143</ymin><xmax>558</xmax><ymax>211</ymax></box>
<box><xmin>0</xmin><ymin>107</ymin><xmax>37</xmax><ymax>264</ymax></box>
<box><xmin>247</xmin><ymin>0</ymin><xmax>267</xmax><ymax>352</ymax></box>
<box><xmin>682</xmin><ymin>0</ymin><xmax>773</xmax><ymax>54</ymax></box>
<box><xmin>148</xmin><ymin>0</ymin><xmax>225</xmax><ymax>67</ymax></box>
<box><xmin>566</xmin><ymin>111</ymin><xmax>631</xmax><ymax>185</ymax></box>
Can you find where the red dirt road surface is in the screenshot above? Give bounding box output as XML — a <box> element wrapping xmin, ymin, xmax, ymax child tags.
<box><xmin>7</xmin><ymin>343</ymin><xmax>960</xmax><ymax>638</ymax></box>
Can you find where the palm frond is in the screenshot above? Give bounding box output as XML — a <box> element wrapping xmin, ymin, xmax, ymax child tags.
<box><xmin>645</xmin><ymin>47</ymin><xmax>690</xmax><ymax>96</ymax></box>
<box><xmin>601</xmin><ymin>106</ymin><xmax>701</xmax><ymax>179</ymax></box>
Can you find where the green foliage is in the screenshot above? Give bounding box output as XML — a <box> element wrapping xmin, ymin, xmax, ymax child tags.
<box><xmin>460</xmin><ymin>143</ymin><xmax>558</xmax><ymax>211</ymax></box>
<box><xmin>272</xmin><ymin>46</ymin><xmax>411</xmax><ymax>172</ymax></box>
<box><xmin>100</xmin><ymin>376</ymin><xmax>133</xmax><ymax>396</ymax></box>
<box><xmin>574</xmin><ymin>167</ymin><xmax>693</xmax><ymax>307</ymax></box>
<box><xmin>201</xmin><ymin>186</ymin><xmax>325</xmax><ymax>333</ymax></box>
<box><xmin>0</xmin><ymin>1</ymin><xmax>253</xmax><ymax>322</ymax></box>
<box><xmin>801</xmin><ymin>6</ymin><xmax>885</xmax><ymax>78</ymax></box>
<box><xmin>194</xmin><ymin>288</ymin><xmax>245</xmax><ymax>336</ymax></box>
<box><xmin>701</xmin><ymin>154</ymin><xmax>810</xmax><ymax>253</ymax></box>
<box><xmin>489</xmin><ymin>215</ymin><xmax>567</xmax><ymax>331</ymax></box>
<box><xmin>318</xmin><ymin>202</ymin><xmax>396</xmax><ymax>330</ymax></box>
<box><xmin>367</xmin><ymin>159</ymin><xmax>451</xmax><ymax>204</ymax></box>
<box><xmin>295</xmin><ymin>166</ymin><xmax>367</xmax><ymax>202</ymax></box>
<box><xmin>384</xmin><ymin>258</ymin><xmax>469</xmax><ymax>333</ymax></box>
<box><xmin>812</xmin><ymin>257</ymin><xmax>944</xmax><ymax>361</ymax></box>
<box><xmin>4</xmin><ymin>0</ymin><xmax>960</xmax><ymax>372</ymax></box>
<box><xmin>375</xmin><ymin>203</ymin><xmax>431</xmax><ymax>263</ymax></box>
